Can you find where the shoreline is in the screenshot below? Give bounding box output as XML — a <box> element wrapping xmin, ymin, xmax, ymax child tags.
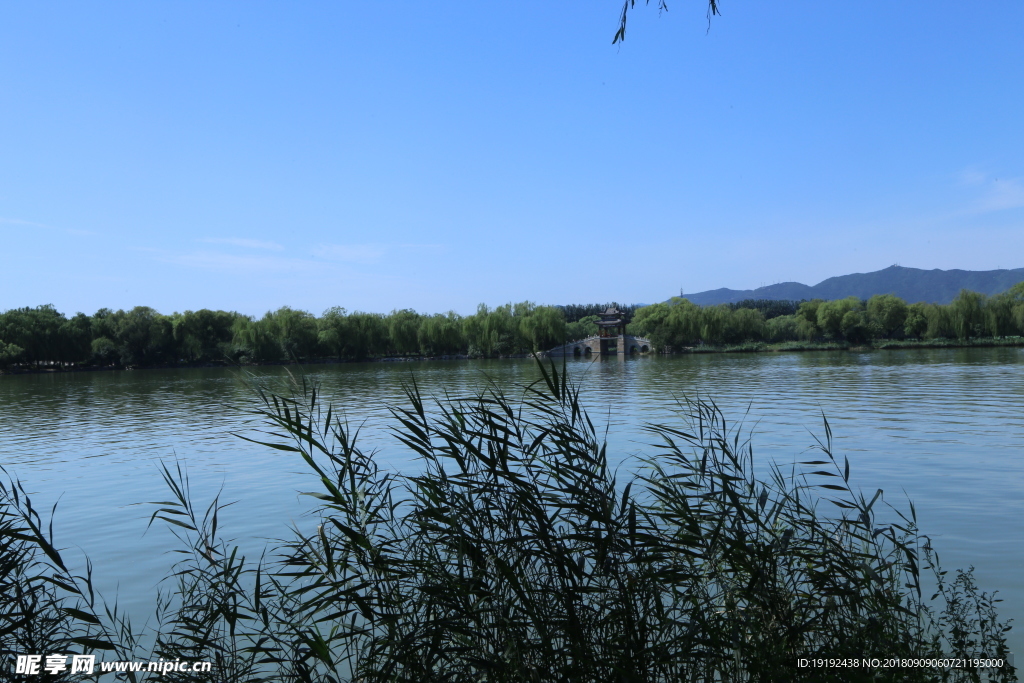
<box><xmin>3</xmin><ymin>337</ymin><xmax>1023</xmax><ymax>376</ymax></box>
<box><xmin>675</xmin><ymin>336</ymin><xmax>1024</xmax><ymax>355</ymax></box>
<box><xmin>0</xmin><ymin>353</ymin><xmax>523</xmax><ymax>376</ymax></box>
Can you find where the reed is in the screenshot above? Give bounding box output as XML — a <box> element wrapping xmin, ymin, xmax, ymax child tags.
<box><xmin>1</xmin><ymin>359</ymin><xmax>1016</xmax><ymax>682</ymax></box>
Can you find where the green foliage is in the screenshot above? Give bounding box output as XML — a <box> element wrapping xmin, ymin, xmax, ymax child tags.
<box><xmin>465</xmin><ymin>303</ymin><xmax>518</xmax><ymax>356</ymax></box>
<box><xmin>565</xmin><ymin>315</ymin><xmax>599</xmax><ymax>342</ymax></box>
<box><xmin>1</xmin><ymin>472</ymin><xmax>144</xmax><ymax>680</ymax></box>
<box><xmin>840</xmin><ymin>310</ymin><xmax>871</xmax><ymax>344</ymax></box>
<box><xmin>462</xmin><ymin>302</ymin><xmax>569</xmax><ymax>357</ymax></box>
<box><xmin>418</xmin><ymin>312</ymin><xmax>464</xmax><ymax>356</ymax></box>
<box><xmin>2</xmin><ymin>365</ymin><xmax>1016</xmax><ymax>682</ymax></box>
<box><xmin>0</xmin><ymin>476</ymin><xmax>77</xmax><ymax>670</ymax></box>
<box><xmin>633</xmin><ymin>299</ymin><xmax>768</xmax><ymax>348</ymax></box>
<box><xmin>816</xmin><ymin>297</ymin><xmax>862</xmax><ymax>340</ymax></box>
<box><xmin>729</xmin><ymin>298</ymin><xmax>803</xmax><ymax>320</ymax></box>
<box><xmin>345</xmin><ymin>312</ymin><xmax>389</xmax><ymax>360</ymax></box>
<box><xmin>266</xmin><ymin>307</ymin><xmax>320</xmax><ymax>360</ymax></box>
<box><xmin>112</xmin><ymin>307</ymin><xmax>175</xmax><ymax>366</ymax></box>
<box><xmin>867</xmin><ymin>294</ymin><xmax>909</xmax><ymax>339</ymax></box>
<box><xmin>795</xmin><ymin>317</ymin><xmax>819</xmax><ymax>341</ymax></box>
<box><xmin>631</xmin><ymin>301</ymin><xmax>673</xmax><ymax>349</ymax></box>
<box><xmin>233</xmin><ymin>316</ymin><xmax>284</xmax><ymax>363</ymax></box>
<box><xmin>0</xmin><ymin>341</ymin><xmax>24</xmax><ymax>368</ymax></box>
<box><xmin>387</xmin><ymin>309</ymin><xmax>423</xmax><ymax>356</ymax></box>
<box><xmin>924</xmin><ymin>303</ymin><xmax>953</xmax><ymax>340</ymax></box>
<box><xmin>699</xmin><ymin>304</ymin><xmax>731</xmax><ymax>342</ymax></box>
<box><xmin>725</xmin><ymin>306</ymin><xmax>766</xmax><ymax>343</ymax></box>
<box><xmin>904</xmin><ymin>303</ymin><xmax>929</xmax><ymax>339</ymax></box>
<box><xmin>4</xmin><ymin>284</ymin><xmax>1024</xmax><ymax>372</ymax></box>
<box><xmin>647</xmin><ymin>297</ymin><xmax>703</xmax><ymax>349</ymax></box>
<box><xmin>628</xmin><ymin>282</ymin><xmax>1024</xmax><ymax>350</ymax></box>
<box><xmin>796</xmin><ymin>299</ymin><xmax>824</xmax><ymax>326</ymax></box>
<box><xmin>519</xmin><ymin>305</ymin><xmax>566</xmax><ymax>351</ymax></box>
<box><xmin>984</xmin><ymin>295</ymin><xmax>1017</xmax><ymax>338</ymax></box>
<box><xmin>557</xmin><ymin>302</ymin><xmax>639</xmax><ymax>323</ymax></box>
<box><xmin>313</xmin><ymin>307</ymin><xmax>397</xmax><ymax>360</ymax></box>
<box><xmin>172</xmin><ymin>309</ymin><xmax>240</xmax><ymax>363</ymax></box>
<box><xmin>949</xmin><ymin>290</ymin><xmax>987</xmax><ymax>340</ymax></box>
<box><xmin>764</xmin><ymin>314</ymin><xmax>800</xmax><ymax>343</ymax></box>
<box><xmin>90</xmin><ymin>337</ymin><xmax>118</xmax><ymax>365</ymax></box>
<box><xmin>90</xmin><ymin>308</ymin><xmax>117</xmax><ymax>343</ymax></box>
<box><xmin>57</xmin><ymin>313</ymin><xmax>94</xmax><ymax>364</ymax></box>
<box><xmin>317</xmin><ymin>306</ymin><xmax>350</xmax><ymax>360</ymax></box>
<box><xmin>0</xmin><ymin>305</ymin><xmax>64</xmax><ymax>367</ymax></box>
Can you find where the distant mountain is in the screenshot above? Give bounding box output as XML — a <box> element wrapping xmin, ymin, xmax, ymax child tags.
<box><xmin>679</xmin><ymin>266</ymin><xmax>1024</xmax><ymax>306</ymax></box>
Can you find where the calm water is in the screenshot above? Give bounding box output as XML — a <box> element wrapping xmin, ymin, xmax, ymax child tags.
<box><xmin>2</xmin><ymin>348</ymin><xmax>1023</xmax><ymax>656</ymax></box>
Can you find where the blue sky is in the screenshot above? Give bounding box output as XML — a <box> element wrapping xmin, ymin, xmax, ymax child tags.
<box><xmin>2</xmin><ymin>1</ymin><xmax>1023</xmax><ymax>317</ymax></box>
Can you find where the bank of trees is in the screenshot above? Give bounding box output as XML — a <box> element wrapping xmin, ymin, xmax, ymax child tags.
<box><xmin>3</xmin><ymin>285</ymin><xmax>1023</xmax><ymax>370</ymax></box>
<box><xmin>632</xmin><ymin>283</ymin><xmax>1024</xmax><ymax>351</ymax></box>
<box><xmin>0</xmin><ymin>302</ymin><xmax>578</xmax><ymax>369</ymax></box>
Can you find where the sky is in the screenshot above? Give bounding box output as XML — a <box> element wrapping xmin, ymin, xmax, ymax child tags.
<box><xmin>2</xmin><ymin>1</ymin><xmax>1023</xmax><ymax>317</ymax></box>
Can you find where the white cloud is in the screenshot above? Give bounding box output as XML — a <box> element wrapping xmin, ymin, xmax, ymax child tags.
<box><xmin>0</xmin><ymin>217</ymin><xmax>47</xmax><ymax>227</ymax></box>
<box><xmin>141</xmin><ymin>242</ymin><xmax>451</xmax><ymax>280</ymax></box>
<box><xmin>975</xmin><ymin>177</ymin><xmax>1024</xmax><ymax>213</ymax></box>
<box><xmin>313</xmin><ymin>242</ymin><xmax>447</xmax><ymax>264</ymax></box>
<box><xmin>198</xmin><ymin>237</ymin><xmax>285</xmax><ymax>251</ymax></box>
<box><xmin>145</xmin><ymin>248</ymin><xmax>322</xmax><ymax>274</ymax></box>
<box><xmin>0</xmin><ymin>217</ymin><xmax>96</xmax><ymax>236</ymax></box>
<box><xmin>314</xmin><ymin>243</ymin><xmax>388</xmax><ymax>264</ymax></box>
<box><xmin>957</xmin><ymin>168</ymin><xmax>1024</xmax><ymax>214</ymax></box>
<box><xmin>959</xmin><ymin>167</ymin><xmax>987</xmax><ymax>186</ymax></box>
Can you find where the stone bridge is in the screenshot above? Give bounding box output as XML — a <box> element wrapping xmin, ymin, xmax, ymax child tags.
<box><xmin>545</xmin><ymin>335</ymin><xmax>653</xmax><ymax>358</ymax></box>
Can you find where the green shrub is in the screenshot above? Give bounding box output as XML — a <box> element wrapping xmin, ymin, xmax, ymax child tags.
<box><xmin>0</xmin><ymin>341</ymin><xmax>24</xmax><ymax>368</ymax></box>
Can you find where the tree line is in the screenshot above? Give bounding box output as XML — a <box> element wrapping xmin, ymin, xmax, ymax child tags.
<box><xmin>633</xmin><ymin>283</ymin><xmax>1024</xmax><ymax>351</ymax></box>
<box><xmin>0</xmin><ymin>302</ymin><xmax>634</xmax><ymax>370</ymax></box>
<box><xmin>557</xmin><ymin>302</ymin><xmax>640</xmax><ymax>323</ymax></box>
<box><xmin>4</xmin><ymin>286</ymin><xmax>1022</xmax><ymax>370</ymax></box>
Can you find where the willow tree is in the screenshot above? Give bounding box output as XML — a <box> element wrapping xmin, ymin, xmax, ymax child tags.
<box><xmin>614</xmin><ymin>0</ymin><xmax>721</xmax><ymax>43</ymax></box>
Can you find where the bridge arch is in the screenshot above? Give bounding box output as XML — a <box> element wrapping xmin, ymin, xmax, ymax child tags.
<box><xmin>544</xmin><ymin>334</ymin><xmax>651</xmax><ymax>357</ymax></box>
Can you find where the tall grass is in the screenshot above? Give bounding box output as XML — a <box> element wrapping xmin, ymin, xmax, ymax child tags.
<box><xmin>1</xmin><ymin>360</ymin><xmax>1016</xmax><ymax>682</ymax></box>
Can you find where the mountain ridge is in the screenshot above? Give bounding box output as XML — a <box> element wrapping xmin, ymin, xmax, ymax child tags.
<box><xmin>678</xmin><ymin>266</ymin><xmax>1024</xmax><ymax>306</ymax></box>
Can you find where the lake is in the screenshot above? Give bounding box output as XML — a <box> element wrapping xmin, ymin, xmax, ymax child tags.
<box><xmin>2</xmin><ymin>347</ymin><xmax>1023</xmax><ymax>658</ymax></box>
